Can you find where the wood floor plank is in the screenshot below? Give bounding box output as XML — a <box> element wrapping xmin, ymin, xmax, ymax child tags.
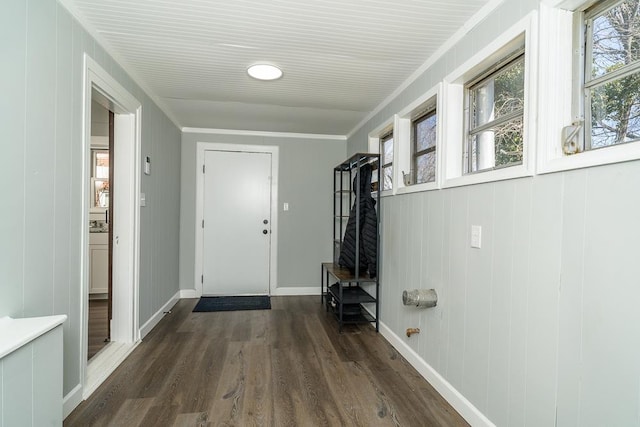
<box><xmin>238</xmin><ymin>343</ymin><xmax>274</xmax><ymax>426</ymax></box>
<box><xmin>109</xmin><ymin>398</ymin><xmax>155</xmax><ymax>426</ymax></box>
<box><xmin>304</xmin><ymin>314</ymin><xmax>393</xmax><ymax>426</ymax></box>
<box><xmin>65</xmin><ymin>297</ymin><xmax>468</xmax><ymax>427</ymax></box>
<box><xmin>173</xmin><ymin>412</ymin><xmax>209</xmax><ymax>427</ymax></box>
<box><xmin>350</xmin><ymin>331</ymin><xmax>467</xmax><ymax>427</ymax></box>
<box><xmin>229</xmin><ymin>310</ymin><xmax>252</xmax><ymax>342</ymax></box>
<box><xmin>134</xmin><ymin>332</ymin><xmax>194</xmax><ymax>399</ymax></box>
<box><xmin>88</xmin><ymin>299</ymin><xmax>109</xmax><ymax>360</ymax></box>
<box><xmin>271</xmin><ymin>346</ymin><xmax>311</xmax><ymax>426</ymax></box>
<box><xmin>137</xmin><ymin>333</ymin><xmax>211</xmax><ymax>425</ymax></box>
<box><xmin>248</xmin><ymin>309</ymin><xmax>270</xmax><ymax>342</ymax></box>
<box><xmin>207</xmin><ymin>342</ymin><xmax>247</xmax><ymax>426</ymax></box>
<box><xmin>179</xmin><ymin>339</ymin><xmax>229</xmax><ymax>415</ymax></box>
<box><xmin>284</xmin><ymin>327</ymin><xmax>347</xmax><ymax>426</ymax></box>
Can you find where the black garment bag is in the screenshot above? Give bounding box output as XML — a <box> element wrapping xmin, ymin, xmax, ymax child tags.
<box><xmin>338</xmin><ymin>163</ymin><xmax>377</xmax><ymax>278</ymax></box>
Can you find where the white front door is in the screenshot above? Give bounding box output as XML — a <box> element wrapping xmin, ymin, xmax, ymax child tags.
<box><xmin>202</xmin><ymin>150</ymin><xmax>272</xmax><ymax>295</ymax></box>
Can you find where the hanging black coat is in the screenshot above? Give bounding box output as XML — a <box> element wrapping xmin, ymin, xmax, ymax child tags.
<box><xmin>338</xmin><ymin>163</ymin><xmax>377</xmax><ymax>278</ymax></box>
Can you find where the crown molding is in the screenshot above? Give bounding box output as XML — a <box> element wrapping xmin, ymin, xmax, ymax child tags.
<box><xmin>182</xmin><ymin>127</ymin><xmax>347</xmax><ymax>141</ymax></box>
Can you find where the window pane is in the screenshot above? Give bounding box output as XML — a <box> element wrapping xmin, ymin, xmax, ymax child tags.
<box><xmin>415</xmin><ymin>113</ymin><xmax>437</xmax><ymax>151</ymax></box>
<box><xmin>94</xmin><ymin>151</ymin><xmax>109</xmax><ymax>179</ymax></box>
<box><xmin>471</xmin><ymin>58</ymin><xmax>525</xmax><ymax>128</ymax></box>
<box><xmin>468</xmin><ymin>118</ymin><xmax>523</xmax><ymax>172</ymax></box>
<box><xmin>590</xmin><ymin>0</ymin><xmax>640</xmax><ymax>80</ymax></box>
<box><xmin>590</xmin><ymin>75</ymin><xmax>640</xmax><ymax>147</ymax></box>
<box><xmin>382</xmin><ymin>166</ymin><xmax>393</xmax><ymax>190</ymax></box>
<box><xmin>383</xmin><ymin>136</ymin><xmax>394</xmax><ymax>164</ymax></box>
<box><xmin>416</xmin><ymin>152</ymin><xmax>436</xmax><ymax>184</ymax></box>
<box><xmin>93</xmin><ymin>179</ymin><xmax>109</xmax><ymax>208</ymax></box>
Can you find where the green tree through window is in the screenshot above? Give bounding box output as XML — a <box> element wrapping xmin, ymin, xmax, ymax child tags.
<box><xmin>466</xmin><ymin>51</ymin><xmax>525</xmax><ymax>173</ymax></box>
<box><xmin>587</xmin><ymin>0</ymin><xmax>640</xmax><ymax>148</ymax></box>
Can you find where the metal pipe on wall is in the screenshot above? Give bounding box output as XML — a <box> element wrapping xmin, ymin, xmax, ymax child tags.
<box><xmin>402</xmin><ymin>289</ymin><xmax>437</xmax><ymax>308</ymax></box>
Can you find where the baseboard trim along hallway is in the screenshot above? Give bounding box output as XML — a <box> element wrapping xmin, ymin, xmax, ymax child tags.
<box><xmin>379</xmin><ymin>322</ymin><xmax>494</xmax><ymax>427</ymax></box>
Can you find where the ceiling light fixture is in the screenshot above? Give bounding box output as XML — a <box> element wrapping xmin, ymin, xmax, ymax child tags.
<box><xmin>247</xmin><ymin>64</ymin><xmax>283</xmax><ymax>81</ymax></box>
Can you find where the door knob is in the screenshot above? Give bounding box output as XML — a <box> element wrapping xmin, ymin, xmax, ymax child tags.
<box><xmin>263</xmin><ymin>229</ymin><xmax>268</xmax><ymax>234</ymax></box>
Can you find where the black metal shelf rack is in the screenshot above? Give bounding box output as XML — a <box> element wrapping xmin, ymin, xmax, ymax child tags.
<box><xmin>321</xmin><ymin>152</ymin><xmax>380</xmax><ymax>332</ymax></box>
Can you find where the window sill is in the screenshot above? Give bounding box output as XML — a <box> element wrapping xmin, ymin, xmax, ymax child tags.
<box><xmin>395</xmin><ymin>181</ymin><xmax>439</xmax><ymax>195</ymax></box>
<box><xmin>443</xmin><ymin>164</ymin><xmax>532</xmax><ymax>188</ymax></box>
<box><xmin>538</xmin><ymin>140</ymin><xmax>640</xmax><ymax>174</ymax></box>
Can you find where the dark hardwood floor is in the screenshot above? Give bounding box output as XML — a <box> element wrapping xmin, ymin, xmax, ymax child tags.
<box><xmin>88</xmin><ymin>299</ymin><xmax>109</xmax><ymax>360</ymax></box>
<box><xmin>66</xmin><ymin>296</ymin><xmax>468</xmax><ymax>427</ymax></box>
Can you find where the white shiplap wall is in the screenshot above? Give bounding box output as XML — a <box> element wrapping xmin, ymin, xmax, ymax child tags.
<box><xmin>0</xmin><ymin>0</ymin><xmax>182</xmax><ymax>404</ymax></box>
<box><xmin>377</xmin><ymin>164</ymin><xmax>640</xmax><ymax>426</ymax></box>
<box><xmin>349</xmin><ymin>0</ymin><xmax>640</xmax><ymax>425</ymax></box>
<box><xmin>0</xmin><ymin>323</ymin><xmax>64</xmax><ymax>425</ymax></box>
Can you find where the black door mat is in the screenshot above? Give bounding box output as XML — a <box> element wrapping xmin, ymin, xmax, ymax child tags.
<box><xmin>192</xmin><ymin>296</ymin><xmax>271</xmax><ymax>312</ymax></box>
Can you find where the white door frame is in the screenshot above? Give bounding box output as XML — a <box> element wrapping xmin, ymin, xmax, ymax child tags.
<box><xmin>195</xmin><ymin>142</ymin><xmax>279</xmax><ymax>297</ymax></box>
<box><xmin>80</xmin><ymin>54</ymin><xmax>141</xmax><ymax>397</ymax></box>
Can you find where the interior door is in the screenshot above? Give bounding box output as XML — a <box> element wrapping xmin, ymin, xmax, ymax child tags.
<box><xmin>202</xmin><ymin>150</ymin><xmax>272</xmax><ymax>295</ymax></box>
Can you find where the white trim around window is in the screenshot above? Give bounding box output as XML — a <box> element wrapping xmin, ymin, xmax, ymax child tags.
<box><xmin>442</xmin><ymin>11</ymin><xmax>538</xmax><ymax>188</ymax></box>
<box><xmin>368</xmin><ymin>117</ymin><xmax>396</xmax><ymax>197</ymax></box>
<box><xmin>536</xmin><ymin>1</ymin><xmax>640</xmax><ymax>174</ymax></box>
<box><xmin>395</xmin><ymin>84</ymin><xmax>443</xmax><ymax>195</ymax></box>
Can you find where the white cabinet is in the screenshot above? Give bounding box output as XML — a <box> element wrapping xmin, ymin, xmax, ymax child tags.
<box><xmin>0</xmin><ymin>315</ymin><xmax>66</xmax><ymax>426</ymax></box>
<box><xmin>89</xmin><ymin>232</ymin><xmax>108</xmax><ymax>294</ymax></box>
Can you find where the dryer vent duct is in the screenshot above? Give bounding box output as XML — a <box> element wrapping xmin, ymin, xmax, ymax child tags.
<box><xmin>402</xmin><ymin>289</ymin><xmax>437</xmax><ymax>308</ymax></box>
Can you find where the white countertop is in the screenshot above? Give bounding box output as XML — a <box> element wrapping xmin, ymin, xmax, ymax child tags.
<box><xmin>0</xmin><ymin>314</ymin><xmax>67</xmax><ymax>359</ymax></box>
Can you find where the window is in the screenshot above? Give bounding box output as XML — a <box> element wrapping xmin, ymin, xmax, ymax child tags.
<box><xmin>537</xmin><ymin>3</ymin><xmax>640</xmax><ymax>173</ymax></box>
<box><xmin>582</xmin><ymin>0</ymin><xmax>640</xmax><ymax>150</ymax></box>
<box><xmin>464</xmin><ymin>50</ymin><xmax>525</xmax><ymax>174</ymax></box>
<box><xmin>411</xmin><ymin>107</ymin><xmax>437</xmax><ymax>184</ymax></box>
<box><xmin>91</xmin><ymin>150</ymin><xmax>109</xmax><ymax>209</ymax></box>
<box><xmin>380</xmin><ymin>130</ymin><xmax>394</xmax><ymax>190</ymax></box>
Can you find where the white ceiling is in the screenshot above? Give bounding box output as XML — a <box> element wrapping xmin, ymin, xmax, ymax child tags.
<box><xmin>64</xmin><ymin>0</ymin><xmax>493</xmax><ymax>136</ymax></box>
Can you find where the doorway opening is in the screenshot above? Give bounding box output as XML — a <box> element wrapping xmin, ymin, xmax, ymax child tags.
<box><xmin>81</xmin><ymin>55</ymin><xmax>142</xmax><ymax>399</ymax></box>
<box><xmin>87</xmin><ymin>101</ymin><xmax>113</xmax><ymax>361</ymax></box>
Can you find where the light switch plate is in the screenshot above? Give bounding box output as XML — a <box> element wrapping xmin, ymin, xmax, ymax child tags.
<box><xmin>283</xmin><ymin>202</ymin><xmax>289</xmax><ymax>211</ymax></box>
<box><xmin>471</xmin><ymin>225</ymin><xmax>482</xmax><ymax>248</ymax></box>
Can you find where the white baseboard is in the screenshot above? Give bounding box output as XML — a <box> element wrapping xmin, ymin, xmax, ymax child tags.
<box><xmin>63</xmin><ymin>383</ymin><xmax>83</xmax><ymax>419</ymax></box>
<box><xmin>271</xmin><ymin>286</ymin><xmax>321</xmax><ymax>296</ymax></box>
<box><xmin>179</xmin><ymin>288</ymin><xmax>198</xmax><ymax>298</ymax></box>
<box><xmin>178</xmin><ymin>287</ymin><xmax>320</xmax><ymax>297</ymax></box>
<box><xmin>139</xmin><ymin>290</ymin><xmax>180</xmax><ymax>339</ymax></box>
<box><xmin>379</xmin><ymin>322</ymin><xmax>495</xmax><ymax>427</ymax></box>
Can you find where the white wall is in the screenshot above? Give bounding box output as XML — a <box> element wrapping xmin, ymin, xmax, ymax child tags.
<box><xmin>180</xmin><ymin>132</ymin><xmax>346</xmax><ymax>293</ymax></box>
<box><xmin>0</xmin><ymin>324</ymin><xmax>64</xmax><ymax>426</ymax></box>
<box><xmin>348</xmin><ymin>0</ymin><xmax>640</xmax><ymax>425</ymax></box>
<box><xmin>0</xmin><ymin>0</ymin><xmax>182</xmax><ymax>400</ymax></box>
<box><xmin>91</xmin><ymin>100</ymin><xmax>109</xmax><ymax>137</ymax></box>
